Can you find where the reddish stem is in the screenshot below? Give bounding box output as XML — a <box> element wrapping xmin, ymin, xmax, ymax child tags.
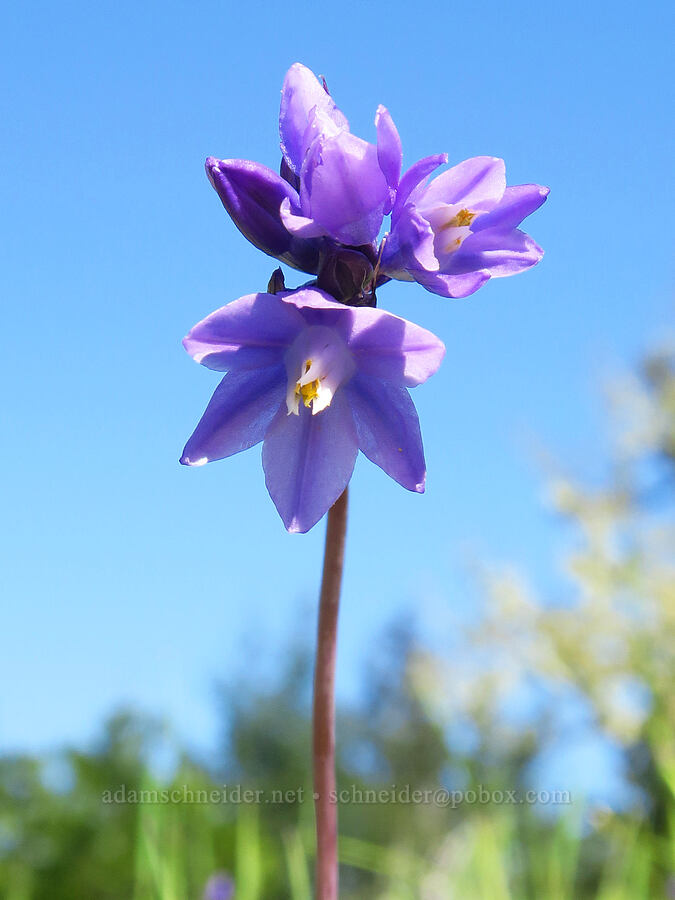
<box><xmin>312</xmin><ymin>487</ymin><xmax>348</xmax><ymax>900</ymax></box>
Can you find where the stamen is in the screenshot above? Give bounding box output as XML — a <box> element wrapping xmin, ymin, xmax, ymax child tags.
<box><xmin>448</xmin><ymin>208</ymin><xmax>477</xmax><ymax>227</ymax></box>
<box><xmin>285</xmin><ymin>327</ymin><xmax>355</xmax><ymax>416</ymax></box>
<box><xmin>295</xmin><ymin>361</ymin><xmax>323</xmax><ymax>408</ymax></box>
<box><xmin>432</xmin><ymin>207</ymin><xmax>478</xmax><ymax>256</ymax></box>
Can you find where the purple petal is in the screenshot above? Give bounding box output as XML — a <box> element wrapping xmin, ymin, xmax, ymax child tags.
<box><xmin>392</xmin><ymin>153</ymin><xmax>447</xmax><ymax>222</ymax></box>
<box><xmin>299</xmin><ymin>131</ymin><xmax>388</xmax><ymax>245</ymax></box>
<box><xmin>445</xmin><ymin>227</ymin><xmax>544</xmax><ymax>277</ymax></box>
<box><xmin>205</xmin><ymin>158</ymin><xmax>321</xmax><ymax>274</ymax></box>
<box><xmin>181</xmin><ymin>366</ymin><xmax>285</xmax><ymax>466</ymax></box>
<box><xmin>391</xmin><ymin>205</ymin><xmax>438</xmax><ymax>272</ymax></box>
<box><xmin>279</xmin><ymin>290</ymin><xmax>445</xmax><ymax>387</ymax></box>
<box><xmin>346</xmin><ymin>307</ymin><xmax>446</xmax><ymax>386</ymax></box>
<box><xmin>472</xmin><ymin>184</ymin><xmax>549</xmax><ymax>232</ymax></box>
<box><xmin>279</xmin><ymin>198</ymin><xmax>327</xmax><ymax>238</ymax></box>
<box><xmin>278</xmin><ymin>288</ymin><xmax>357</xmax><ymax>339</ymax></box>
<box><xmin>421</xmin><ymin>157</ymin><xmax>506</xmax><ymax>211</ymax></box>
<box><xmin>279</xmin><ymin>63</ymin><xmax>349</xmax><ymax>174</ymax></box>
<box><xmin>378</xmin><ymin>228</ymin><xmax>411</xmax><ymax>280</ymax></box>
<box><xmin>262</xmin><ymin>391</ymin><xmax>358</xmax><ymax>533</ymax></box>
<box><xmin>184</xmin><ymin>292</ymin><xmax>304</xmax><ymax>371</ymax></box>
<box><xmin>412</xmin><ymin>269</ymin><xmax>491</xmax><ymax>298</ymax></box>
<box><xmin>375</xmin><ymin>105</ymin><xmax>402</xmax><ymax>214</ymax></box>
<box><xmin>280</xmin><ymin>286</ymin><xmax>349</xmax><ymax>312</ymax></box>
<box><xmin>346</xmin><ymin>375</ymin><xmax>426</xmax><ymax>492</ymax></box>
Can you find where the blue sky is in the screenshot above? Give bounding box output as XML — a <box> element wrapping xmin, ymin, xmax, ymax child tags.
<box><xmin>1</xmin><ymin>0</ymin><xmax>672</xmax><ymax>757</ymax></box>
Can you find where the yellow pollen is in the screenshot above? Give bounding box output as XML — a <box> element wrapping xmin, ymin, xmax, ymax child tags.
<box><xmin>295</xmin><ymin>359</ymin><xmax>321</xmax><ymax>408</ymax></box>
<box><xmin>298</xmin><ymin>379</ymin><xmax>320</xmax><ymax>407</ymax></box>
<box><xmin>449</xmin><ymin>208</ymin><xmax>477</xmax><ymax>227</ymax></box>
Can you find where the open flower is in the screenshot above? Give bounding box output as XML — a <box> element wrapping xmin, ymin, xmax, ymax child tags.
<box><xmin>180</xmin><ymin>288</ymin><xmax>445</xmax><ymax>533</ymax></box>
<box><xmin>382</xmin><ymin>155</ymin><xmax>548</xmax><ymax>298</ymax></box>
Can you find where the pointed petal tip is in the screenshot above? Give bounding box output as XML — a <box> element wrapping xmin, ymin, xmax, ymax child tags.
<box><xmin>415</xmin><ymin>479</ymin><xmax>426</xmax><ymax>494</ymax></box>
<box><xmin>182</xmin><ymin>333</ymin><xmax>207</xmax><ymax>362</ymax></box>
<box><xmin>204</xmin><ymin>157</ymin><xmax>224</xmax><ymax>182</ymax></box>
<box><xmin>182</xmin><ymin>335</ymin><xmax>211</xmax><ymax>365</ymax></box>
<box><xmin>205</xmin><ymin>158</ymin><xmax>262</xmax><ymax>179</ymax></box>
<box><xmin>287</xmin><ymin>61</ymin><xmax>311</xmax><ymax>76</ymax></box>
<box><xmin>281</xmin><ymin>63</ymin><xmax>313</xmax><ymax>94</ymax></box>
<box><xmin>526</xmin><ymin>184</ymin><xmax>550</xmax><ymax>204</ymax></box>
<box><xmin>204</xmin><ymin>158</ymin><xmax>245</xmax><ymax>179</ymax></box>
<box><xmin>180</xmin><ymin>454</ymin><xmax>208</xmax><ymax>467</ymax></box>
<box><xmin>286</xmin><ymin>517</ymin><xmax>310</xmax><ymax>534</ymax></box>
<box><xmin>523</xmin><ymin>233</ymin><xmax>545</xmax><ymax>261</ymax></box>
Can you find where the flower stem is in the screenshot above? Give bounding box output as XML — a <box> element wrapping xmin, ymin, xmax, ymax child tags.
<box><xmin>313</xmin><ymin>487</ymin><xmax>348</xmax><ymax>900</ymax></box>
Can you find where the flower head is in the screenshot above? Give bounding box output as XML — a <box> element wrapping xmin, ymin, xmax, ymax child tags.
<box><xmin>181</xmin><ymin>288</ymin><xmax>445</xmax><ymax>533</ymax></box>
<box><xmin>382</xmin><ymin>155</ymin><xmax>548</xmax><ymax>298</ymax></box>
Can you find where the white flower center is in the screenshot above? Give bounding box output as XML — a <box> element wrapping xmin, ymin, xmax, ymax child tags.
<box><xmin>285</xmin><ymin>325</ymin><xmax>355</xmax><ymax>416</ymax></box>
<box><xmin>424</xmin><ymin>204</ymin><xmax>479</xmax><ymax>256</ymax></box>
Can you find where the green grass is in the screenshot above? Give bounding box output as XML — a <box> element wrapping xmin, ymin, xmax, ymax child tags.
<box><xmin>121</xmin><ymin>794</ymin><xmax>668</xmax><ymax>900</ymax></box>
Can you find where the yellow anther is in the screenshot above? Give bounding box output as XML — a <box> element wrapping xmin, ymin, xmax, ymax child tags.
<box><xmin>448</xmin><ymin>208</ymin><xmax>477</xmax><ymax>227</ymax></box>
<box><xmin>298</xmin><ymin>379</ymin><xmax>320</xmax><ymax>407</ymax></box>
<box><xmin>294</xmin><ymin>359</ymin><xmax>322</xmax><ymax>409</ymax></box>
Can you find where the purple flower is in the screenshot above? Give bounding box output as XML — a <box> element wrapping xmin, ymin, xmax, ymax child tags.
<box><xmin>278</xmin><ymin>63</ymin><xmax>401</xmax><ymax>246</ymax></box>
<box><xmin>203</xmin><ymin>873</ymin><xmax>234</xmax><ymax>900</ymax></box>
<box><xmin>205</xmin><ymin>158</ymin><xmax>322</xmax><ymax>274</ymax></box>
<box><xmin>381</xmin><ymin>155</ymin><xmax>548</xmax><ymax>298</ymax></box>
<box><xmin>206</xmin><ymin>65</ymin><xmax>402</xmax><ymax>274</ymax></box>
<box><xmin>180</xmin><ymin>288</ymin><xmax>445</xmax><ymax>533</ymax></box>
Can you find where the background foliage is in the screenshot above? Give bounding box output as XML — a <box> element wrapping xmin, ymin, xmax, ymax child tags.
<box><xmin>1</xmin><ymin>351</ymin><xmax>673</xmax><ymax>897</ymax></box>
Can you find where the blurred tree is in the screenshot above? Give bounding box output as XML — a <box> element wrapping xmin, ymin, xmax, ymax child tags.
<box><xmin>409</xmin><ymin>346</ymin><xmax>675</xmax><ymax>896</ymax></box>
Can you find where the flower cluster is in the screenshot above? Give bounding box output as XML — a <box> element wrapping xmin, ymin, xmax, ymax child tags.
<box><xmin>181</xmin><ymin>64</ymin><xmax>547</xmax><ymax>532</ymax></box>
